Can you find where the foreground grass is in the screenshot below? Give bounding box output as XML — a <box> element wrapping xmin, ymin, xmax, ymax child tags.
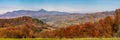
<box><xmin>0</xmin><ymin>38</ymin><xmax>120</xmax><ymax>40</ymax></box>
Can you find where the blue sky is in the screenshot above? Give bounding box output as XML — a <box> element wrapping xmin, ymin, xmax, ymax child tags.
<box><xmin>0</xmin><ymin>0</ymin><xmax>120</xmax><ymax>14</ymax></box>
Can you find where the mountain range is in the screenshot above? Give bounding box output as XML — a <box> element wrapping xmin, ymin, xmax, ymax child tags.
<box><xmin>0</xmin><ymin>9</ymin><xmax>70</xmax><ymax>18</ymax></box>
<box><xmin>0</xmin><ymin>9</ymin><xmax>114</xmax><ymax>18</ymax></box>
<box><xmin>0</xmin><ymin>9</ymin><xmax>115</xmax><ymax>28</ymax></box>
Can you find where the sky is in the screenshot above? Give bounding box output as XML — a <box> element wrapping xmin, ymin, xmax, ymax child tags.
<box><xmin>0</xmin><ymin>0</ymin><xmax>120</xmax><ymax>14</ymax></box>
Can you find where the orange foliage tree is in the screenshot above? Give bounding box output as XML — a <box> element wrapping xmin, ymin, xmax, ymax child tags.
<box><xmin>47</xmin><ymin>16</ymin><xmax>116</xmax><ymax>38</ymax></box>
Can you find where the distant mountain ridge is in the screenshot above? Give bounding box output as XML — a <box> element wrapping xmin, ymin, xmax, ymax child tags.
<box><xmin>0</xmin><ymin>9</ymin><xmax>114</xmax><ymax>22</ymax></box>
<box><xmin>0</xmin><ymin>9</ymin><xmax>69</xmax><ymax>18</ymax></box>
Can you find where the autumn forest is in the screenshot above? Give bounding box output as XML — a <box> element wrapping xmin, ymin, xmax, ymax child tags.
<box><xmin>0</xmin><ymin>9</ymin><xmax>120</xmax><ymax>38</ymax></box>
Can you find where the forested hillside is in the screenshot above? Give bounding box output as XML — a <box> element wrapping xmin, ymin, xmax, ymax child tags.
<box><xmin>0</xmin><ymin>16</ymin><xmax>54</xmax><ymax>38</ymax></box>
<box><xmin>0</xmin><ymin>9</ymin><xmax>120</xmax><ymax>38</ymax></box>
<box><xmin>39</xmin><ymin>9</ymin><xmax>120</xmax><ymax>38</ymax></box>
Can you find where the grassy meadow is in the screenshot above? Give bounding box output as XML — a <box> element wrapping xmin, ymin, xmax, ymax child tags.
<box><xmin>0</xmin><ymin>38</ymin><xmax>120</xmax><ymax>40</ymax></box>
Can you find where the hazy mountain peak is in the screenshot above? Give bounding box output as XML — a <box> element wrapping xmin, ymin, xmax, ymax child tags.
<box><xmin>39</xmin><ymin>9</ymin><xmax>47</xmax><ymax>12</ymax></box>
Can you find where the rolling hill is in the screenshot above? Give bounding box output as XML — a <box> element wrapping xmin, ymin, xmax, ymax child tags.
<box><xmin>0</xmin><ymin>9</ymin><xmax>115</xmax><ymax>28</ymax></box>
<box><xmin>0</xmin><ymin>16</ymin><xmax>55</xmax><ymax>38</ymax></box>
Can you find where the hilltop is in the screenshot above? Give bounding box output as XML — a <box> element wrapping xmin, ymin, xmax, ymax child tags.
<box><xmin>0</xmin><ymin>16</ymin><xmax>55</xmax><ymax>38</ymax></box>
